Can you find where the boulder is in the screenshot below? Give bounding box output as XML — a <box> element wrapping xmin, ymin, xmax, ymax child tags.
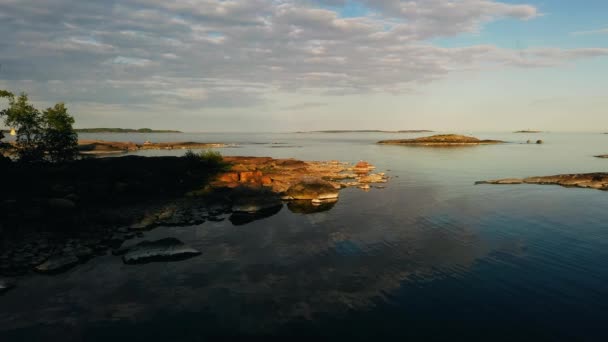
<box><xmin>230</xmin><ymin>187</ymin><xmax>283</xmax><ymax>213</ymax></box>
<box><xmin>284</xmin><ymin>179</ymin><xmax>339</xmax><ymax>201</ymax></box>
<box><xmin>34</xmin><ymin>254</ymin><xmax>80</xmax><ymax>274</ymax></box>
<box><xmin>122</xmin><ymin>238</ymin><xmax>201</xmax><ymax>264</ymax></box>
<box><xmin>0</xmin><ymin>278</ymin><xmax>16</xmax><ymax>295</ymax></box>
<box><xmin>47</xmin><ymin>198</ymin><xmax>76</xmax><ymax>211</ymax></box>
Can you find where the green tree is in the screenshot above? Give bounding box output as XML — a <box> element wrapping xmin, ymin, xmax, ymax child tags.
<box><xmin>0</xmin><ymin>90</ymin><xmax>78</xmax><ymax>163</ymax></box>
<box><xmin>42</xmin><ymin>103</ymin><xmax>78</xmax><ymax>162</ymax></box>
<box><xmin>0</xmin><ymin>91</ymin><xmax>44</xmax><ymax>162</ymax></box>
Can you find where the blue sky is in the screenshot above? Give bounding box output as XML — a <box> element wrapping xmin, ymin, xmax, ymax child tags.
<box><xmin>0</xmin><ymin>0</ymin><xmax>607</xmax><ymax>131</ymax></box>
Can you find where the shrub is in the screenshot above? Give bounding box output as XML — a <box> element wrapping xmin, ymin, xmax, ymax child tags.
<box><xmin>183</xmin><ymin>149</ymin><xmax>226</xmax><ymax>169</ymax></box>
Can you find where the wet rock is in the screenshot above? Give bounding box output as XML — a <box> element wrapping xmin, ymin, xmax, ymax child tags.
<box><xmin>476</xmin><ymin>173</ymin><xmax>608</xmax><ymax>191</ymax></box>
<box><xmin>0</xmin><ymin>278</ymin><xmax>16</xmax><ymax>295</ymax></box>
<box><xmin>47</xmin><ymin>198</ymin><xmax>76</xmax><ymax>211</ymax></box>
<box><xmin>287</xmin><ymin>199</ymin><xmax>337</xmax><ymax>214</ymax></box>
<box><xmin>34</xmin><ymin>254</ymin><xmax>80</xmax><ymax>274</ymax></box>
<box><xmin>284</xmin><ymin>179</ymin><xmax>339</xmax><ymax>201</ymax></box>
<box><xmin>122</xmin><ymin>238</ymin><xmax>201</xmax><ymax>264</ymax></box>
<box><xmin>229</xmin><ymin>205</ymin><xmax>283</xmax><ymax>226</ymax></box>
<box><xmin>231</xmin><ymin>188</ymin><xmax>283</xmax><ymax>214</ymax></box>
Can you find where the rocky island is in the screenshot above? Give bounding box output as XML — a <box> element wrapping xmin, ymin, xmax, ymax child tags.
<box><xmin>514</xmin><ymin>130</ymin><xmax>542</xmax><ymax>133</ymax></box>
<box><xmin>595</xmin><ymin>155</ymin><xmax>608</xmax><ymax>159</ymax></box>
<box><xmin>378</xmin><ymin>134</ymin><xmax>504</xmax><ymax>146</ymax></box>
<box><xmin>476</xmin><ymin>173</ymin><xmax>608</xmax><ymax>191</ymax></box>
<box><xmin>305</xmin><ymin>130</ymin><xmax>434</xmax><ymax>133</ymax></box>
<box><xmin>0</xmin><ymin>153</ymin><xmax>388</xmax><ymax>278</ymax></box>
<box><xmin>78</xmin><ymin>140</ymin><xmax>228</xmax><ymax>154</ymax></box>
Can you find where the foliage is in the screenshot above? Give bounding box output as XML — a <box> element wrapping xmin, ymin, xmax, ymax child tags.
<box><xmin>183</xmin><ymin>149</ymin><xmax>227</xmax><ymax>169</ymax></box>
<box><xmin>42</xmin><ymin>103</ymin><xmax>78</xmax><ymax>162</ymax></box>
<box><xmin>0</xmin><ymin>90</ymin><xmax>78</xmax><ymax>163</ymax></box>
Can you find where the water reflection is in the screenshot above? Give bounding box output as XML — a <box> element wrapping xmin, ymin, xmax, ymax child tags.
<box><xmin>0</xmin><ymin>182</ymin><xmax>529</xmax><ymax>338</ymax></box>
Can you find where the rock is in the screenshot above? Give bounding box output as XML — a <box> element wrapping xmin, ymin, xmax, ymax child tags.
<box><xmin>231</xmin><ymin>188</ymin><xmax>283</xmax><ymax>214</ymax></box>
<box><xmin>0</xmin><ymin>278</ymin><xmax>16</xmax><ymax>295</ymax></box>
<box><xmin>122</xmin><ymin>238</ymin><xmax>201</xmax><ymax>264</ymax></box>
<box><xmin>284</xmin><ymin>179</ymin><xmax>339</xmax><ymax>201</ymax></box>
<box><xmin>287</xmin><ymin>199</ymin><xmax>337</xmax><ymax>214</ymax></box>
<box><xmin>475</xmin><ymin>178</ymin><xmax>524</xmax><ymax>185</ymax></box>
<box><xmin>129</xmin><ymin>215</ymin><xmax>157</xmax><ymax>230</ymax></box>
<box><xmin>536</xmin><ymin>140</ymin><xmax>543</xmax><ymax>144</ymax></box>
<box><xmin>217</xmin><ymin>172</ymin><xmax>239</xmax><ymax>182</ymax></box>
<box><xmin>34</xmin><ymin>254</ymin><xmax>80</xmax><ymax>274</ymax></box>
<box><xmin>47</xmin><ymin>198</ymin><xmax>76</xmax><ymax>210</ymax></box>
<box><xmin>358</xmin><ymin>173</ymin><xmax>388</xmax><ymax>184</ymax></box>
<box><xmin>476</xmin><ymin>173</ymin><xmax>608</xmax><ymax>191</ymax></box>
<box><xmin>378</xmin><ymin>134</ymin><xmax>504</xmax><ymax>146</ymax></box>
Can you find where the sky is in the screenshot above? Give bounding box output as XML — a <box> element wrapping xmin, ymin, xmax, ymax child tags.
<box><xmin>0</xmin><ymin>0</ymin><xmax>607</xmax><ymax>132</ymax></box>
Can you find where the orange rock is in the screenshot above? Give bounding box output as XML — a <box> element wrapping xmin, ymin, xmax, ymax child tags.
<box><xmin>355</xmin><ymin>161</ymin><xmax>371</xmax><ymax>169</ymax></box>
<box><xmin>217</xmin><ymin>172</ymin><xmax>239</xmax><ymax>182</ymax></box>
<box><xmin>261</xmin><ymin>176</ymin><xmax>273</xmax><ymax>185</ymax></box>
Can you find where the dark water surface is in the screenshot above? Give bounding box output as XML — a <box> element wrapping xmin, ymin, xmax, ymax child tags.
<box><xmin>1</xmin><ymin>132</ymin><xmax>608</xmax><ymax>340</ymax></box>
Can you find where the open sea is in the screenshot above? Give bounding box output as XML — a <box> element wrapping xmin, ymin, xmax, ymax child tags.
<box><xmin>1</xmin><ymin>131</ymin><xmax>608</xmax><ymax>340</ymax></box>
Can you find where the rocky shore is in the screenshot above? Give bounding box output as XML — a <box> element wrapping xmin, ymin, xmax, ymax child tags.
<box><xmin>0</xmin><ymin>155</ymin><xmax>388</xmax><ymax>282</ymax></box>
<box><xmin>378</xmin><ymin>134</ymin><xmax>504</xmax><ymax>146</ymax></box>
<box><xmin>78</xmin><ymin>140</ymin><xmax>228</xmax><ymax>154</ymax></box>
<box><xmin>476</xmin><ymin>173</ymin><xmax>608</xmax><ymax>191</ymax></box>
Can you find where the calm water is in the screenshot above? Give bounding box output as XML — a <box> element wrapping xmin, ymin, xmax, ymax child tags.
<box><xmin>2</xmin><ymin>132</ymin><xmax>608</xmax><ymax>340</ymax></box>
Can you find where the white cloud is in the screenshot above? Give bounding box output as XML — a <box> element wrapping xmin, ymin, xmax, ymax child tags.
<box><xmin>0</xmin><ymin>0</ymin><xmax>605</xmax><ymax>115</ymax></box>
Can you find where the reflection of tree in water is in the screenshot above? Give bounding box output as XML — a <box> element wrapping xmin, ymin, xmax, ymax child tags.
<box><xmin>0</xmin><ymin>185</ymin><xmax>526</xmax><ymax>337</ymax></box>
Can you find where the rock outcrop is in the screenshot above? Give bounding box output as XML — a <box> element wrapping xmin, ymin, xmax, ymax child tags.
<box><xmin>0</xmin><ymin>278</ymin><xmax>15</xmax><ymax>294</ymax></box>
<box><xmin>34</xmin><ymin>254</ymin><xmax>80</xmax><ymax>274</ymax></box>
<box><xmin>476</xmin><ymin>173</ymin><xmax>608</xmax><ymax>191</ymax></box>
<box><xmin>378</xmin><ymin>134</ymin><xmax>504</xmax><ymax>146</ymax></box>
<box><xmin>122</xmin><ymin>238</ymin><xmax>201</xmax><ymax>264</ymax></box>
<box><xmin>284</xmin><ymin>179</ymin><xmax>339</xmax><ymax>201</ymax></box>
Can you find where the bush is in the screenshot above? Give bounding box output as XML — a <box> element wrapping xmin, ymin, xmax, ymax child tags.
<box><xmin>183</xmin><ymin>149</ymin><xmax>226</xmax><ymax>169</ymax></box>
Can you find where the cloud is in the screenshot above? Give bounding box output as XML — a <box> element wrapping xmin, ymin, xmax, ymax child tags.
<box><xmin>0</xmin><ymin>0</ymin><xmax>605</xmax><ymax>118</ymax></box>
<box><xmin>570</xmin><ymin>27</ymin><xmax>608</xmax><ymax>36</ymax></box>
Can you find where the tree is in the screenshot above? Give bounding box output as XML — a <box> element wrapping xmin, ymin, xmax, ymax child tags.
<box><xmin>0</xmin><ymin>90</ymin><xmax>78</xmax><ymax>163</ymax></box>
<box><xmin>42</xmin><ymin>103</ymin><xmax>78</xmax><ymax>162</ymax></box>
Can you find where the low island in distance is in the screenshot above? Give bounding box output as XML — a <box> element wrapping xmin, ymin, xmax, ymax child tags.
<box><xmin>514</xmin><ymin>130</ymin><xmax>543</xmax><ymax>133</ymax></box>
<box><xmin>377</xmin><ymin>134</ymin><xmax>504</xmax><ymax>146</ymax></box>
<box><xmin>75</xmin><ymin>128</ymin><xmax>182</xmax><ymax>133</ymax></box>
<box><xmin>296</xmin><ymin>130</ymin><xmax>434</xmax><ymax>133</ymax></box>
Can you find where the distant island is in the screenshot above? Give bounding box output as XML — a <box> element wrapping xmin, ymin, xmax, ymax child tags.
<box><xmin>378</xmin><ymin>134</ymin><xmax>504</xmax><ymax>146</ymax></box>
<box><xmin>75</xmin><ymin>128</ymin><xmax>182</xmax><ymax>133</ymax></box>
<box><xmin>514</xmin><ymin>130</ymin><xmax>542</xmax><ymax>133</ymax></box>
<box><xmin>297</xmin><ymin>130</ymin><xmax>434</xmax><ymax>134</ymax></box>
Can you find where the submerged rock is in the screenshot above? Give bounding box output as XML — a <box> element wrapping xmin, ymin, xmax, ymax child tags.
<box><xmin>378</xmin><ymin>134</ymin><xmax>504</xmax><ymax>146</ymax></box>
<box><xmin>230</xmin><ymin>187</ymin><xmax>283</xmax><ymax>214</ymax></box>
<box><xmin>122</xmin><ymin>238</ymin><xmax>201</xmax><ymax>264</ymax></box>
<box><xmin>476</xmin><ymin>173</ymin><xmax>608</xmax><ymax>191</ymax></box>
<box><xmin>284</xmin><ymin>179</ymin><xmax>339</xmax><ymax>201</ymax></box>
<box><xmin>34</xmin><ymin>254</ymin><xmax>80</xmax><ymax>274</ymax></box>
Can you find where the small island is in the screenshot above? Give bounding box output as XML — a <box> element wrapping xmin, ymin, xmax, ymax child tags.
<box><xmin>377</xmin><ymin>134</ymin><xmax>504</xmax><ymax>146</ymax></box>
<box><xmin>78</xmin><ymin>140</ymin><xmax>227</xmax><ymax>154</ymax></box>
<box><xmin>514</xmin><ymin>130</ymin><xmax>542</xmax><ymax>133</ymax></box>
<box><xmin>297</xmin><ymin>130</ymin><xmax>434</xmax><ymax>133</ymax></box>
<box><xmin>476</xmin><ymin>173</ymin><xmax>608</xmax><ymax>191</ymax></box>
<box><xmin>595</xmin><ymin>155</ymin><xmax>608</xmax><ymax>159</ymax></box>
<box><xmin>75</xmin><ymin>128</ymin><xmax>182</xmax><ymax>133</ymax></box>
